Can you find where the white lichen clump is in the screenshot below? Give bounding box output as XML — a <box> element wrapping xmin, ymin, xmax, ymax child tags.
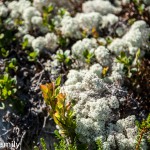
<box><xmin>102</xmin><ymin>14</ymin><xmax>118</xmax><ymax>27</ymax></box>
<box><xmin>33</xmin><ymin>0</ymin><xmax>51</xmax><ymax>12</ymax></box>
<box><xmin>0</xmin><ymin>2</ymin><xmax>8</xmax><ymax>17</ymax></box>
<box><xmin>72</xmin><ymin>38</ymin><xmax>98</xmax><ymax>60</ymax></box>
<box><xmin>108</xmin><ymin>20</ymin><xmax>150</xmax><ymax>55</ymax></box>
<box><xmin>32</xmin><ymin>37</ymin><xmax>46</xmax><ymax>52</ymax></box>
<box><xmin>123</xmin><ymin>20</ymin><xmax>150</xmax><ymax>48</ymax></box>
<box><xmin>95</xmin><ymin>46</ymin><xmax>112</xmax><ymax>66</ymax></box>
<box><xmin>45</xmin><ymin>33</ymin><xmax>58</xmax><ymax>52</ymax></box>
<box><xmin>61</xmin><ymin>16</ymin><xmax>81</xmax><ymax>39</ymax></box>
<box><xmin>75</xmin><ymin>12</ymin><xmax>102</xmax><ymax>33</ymax></box>
<box><xmin>62</xmin><ymin>69</ymin><xmax>147</xmax><ymax>149</ymax></box>
<box><xmin>143</xmin><ymin>0</ymin><xmax>150</xmax><ymax>5</ymax></box>
<box><xmin>82</xmin><ymin>0</ymin><xmax>121</xmax><ymax>15</ymax></box>
<box><xmin>89</xmin><ymin>64</ymin><xmax>103</xmax><ymax>78</ymax></box>
<box><xmin>22</xmin><ymin>6</ymin><xmax>41</xmax><ymax>24</ymax></box>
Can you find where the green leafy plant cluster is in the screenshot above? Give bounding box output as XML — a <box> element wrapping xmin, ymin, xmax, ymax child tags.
<box><xmin>96</xmin><ymin>139</ymin><xmax>103</xmax><ymax>150</ymax></box>
<box><xmin>54</xmin><ymin>132</ymin><xmax>104</xmax><ymax>150</ymax></box>
<box><xmin>22</xmin><ymin>38</ymin><xmax>28</xmax><ymax>50</ymax></box>
<box><xmin>43</xmin><ymin>5</ymin><xmax>55</xmax><ymax>31</ymax></box>
<box><xmin>40</xmin><ymin>76</ymin><xmax>76</xmax><ymax>143</ymax></box>
<box><xmin>54</xmin><ymin>130</ymin><xmax>78</xmax><ymax>150</ymax></box>
<box><xmin>56</xmin><ymin>50</ymin><xmax>72</xmax><ymax>67</ymax></box>
<box><xmin>34</xmin><ymin>132</ymin><xmax>104</xmax><ymax>150</ymax></box>
<box><xmin>5</xmin><ymin>58</ymin><xmax>18</xmax><ymax>72</ymax></box>
<box><xmin>83</xmin><ymin>49</ymin><xmax>95</xmax><ymax>65</ymax></box>
<box><xmin>0</xmin><ymin>20</ymin><xmax>17</xmax><ymax>53</ymax></box>
<box><xmin>34</xmin><ymin>138</ymin><xmax>47</xmax><ymax>150</ymax></box>
<box><xmin>116</xmin><ymin>49</ymin><xmax>141</xmax><ymax>77</ymax></box>
<box><xmin>132</xmin><ymin>0</ymin><xmax>145</xmax><ymax>15</ymax></box>
<box><xmin>0</xmin><ymin>73</ymin><xmax>17</xmax><ymax>100</ymax></box>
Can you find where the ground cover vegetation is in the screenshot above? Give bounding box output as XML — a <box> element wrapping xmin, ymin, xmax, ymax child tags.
<box><xmin>0</xmin><ymin>0</ymin><xmax>150</xmax><ymax>149</ymax></box>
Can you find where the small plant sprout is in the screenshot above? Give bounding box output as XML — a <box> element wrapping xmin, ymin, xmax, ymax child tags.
<box><xmin>116</xmin><ymin>49</ymin><xmax>141</xmax><ymax>77</ymax></box>
<box><xmin>96</xmin><ymin>139</ymin><xmax>103</xmax><ymax>150</ymax></box>
<box><xmin>56</xmin><ymin>50</ymin><xmax>72</xmax><ymax>67</ymax></box>
<box><xmin>5</xmin><ymin>58</ymin><xmax>18</xmax><ymax>72</ymax></box>
<box><xmin>22</xmin><ymin>38</ymin><xmax>28</xmax><ymax>50</ymax></box>
<box><xmin>83</xmin><ymin>49</ymin><xmax>95</xmax><ymax>65</ymax></box>
<box><xmin>27</xmin><ymin>51</ymin><xmax>39</xmax><ymax>62</ymax></box>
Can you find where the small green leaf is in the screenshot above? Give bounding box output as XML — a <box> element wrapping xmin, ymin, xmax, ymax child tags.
<box><xmin>128</xmin><ymin>18</ymin><xmax>136</xmax><ymax>25</ymax></box>
<box><xmin>3</xmin><ymin>74</ymin><xmax>9</xmax><ymax>82</ymax></box>
<box><xmin>58</xmin><ymin>8</ymin><xmax>67</xmax><ymax>17</ymax></box>
<box><xmin>12</xmin><ymin>88</ymin><xmax>17</xmax><ymax>93</ymax></box>
<box><xmin>83</xmin><ymin>49</ymin><xmax>89</xmax><ymax>58</ymax></box>
<box><xmin>47</xmin><ymin>5</ymin><xmax>54</xmax><ymax>13</ymax></box>
<box><xmin>96</xmin><ymin>139</ymin><xmax>103</xmax><ymax>150</ymax></box>
<box><xmin>2</xmin><ymin>88</ymin><xmax>7</xmax><ymax>97</ymax></box>
<box><xmin>58</xmin><ymin>37</ymin><xmax>67</xmax><ymax>47</ymax></box>
<box><xmin>0</xmin><ymin>102</ymin><xmax>5</xmax><ymax>109</ymax></box>
<box><xmin>22</xmin><ymin>38</ymin><xmax>28</xmax><ymax>49</ymax></box>
<box><xmin>8</xmin><ymin>90</ymin><xmax>12</xmax><ymax>95</ymax></box>
<box><xmin>1</xmin><ymin>48</ymin><xmax>9</xmax><ymax>57</ymax></box>
<box><xmin>33</xmin><ymin>146</ymin><xmax>39</xmax><ymax>150</ymax></box>
<box><xmin>28</xmin><ymin>51</ymin><xmax>38</xmax><ymax>61</ymax></box>
<box><xmin>55</xmin><ymin>87</ymin><xmax>60</xmax><ymax>96</ymax></box>
<box><xmin>55</xmin><ymin>76</ymin><xmax>61</xmax><ymax>86</ymax></box>
<box><xmin>136</xmin><ymin>49</ymin><xmax>140</xmax><ymax>60</ymax></box>
<box><xmin>120</xmin><ymin>51</ymin><xmax>126</xmax><ymax>58</ymax></box>
<box><xmin>40</xmin><ymin>138</ymin><xmax>47</xmax><ymax>150</ymax></box>
<box><xmin>0</xmin><ymin>33</ymin><xmax>4</xmax><ymax>39</ymax></box>
<box><xmin>138</xmin><ymin>4</ymin><xmax>145</xmax><ymax>14</ymax></box>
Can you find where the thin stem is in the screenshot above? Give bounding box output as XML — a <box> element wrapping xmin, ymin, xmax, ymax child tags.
<box><xmin>135</xmin><ymin>128</ymin><xmax>148</xmax><ymax>150</ymax></box>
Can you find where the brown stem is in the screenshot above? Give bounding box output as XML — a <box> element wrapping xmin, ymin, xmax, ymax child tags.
<box><xmin>135</xmin><ymin>128</ymin><xmax>147</xmax><ymax>150</ymax></box>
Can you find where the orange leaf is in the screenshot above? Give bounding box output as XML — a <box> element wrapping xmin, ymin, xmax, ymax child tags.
<box><xmin>57</xmin><ymin>93</ymin><xmax>65</xmax><ymax>100</ymax></box>
<box><xmin>40</xmin><ymin>84</ymin><xmax>48</xmax><ymax>93</ymax></box>
<box><xmin>56</xmin><ymin>93</ymin><xmax>65</xmax><ymax>109</ymax></box>
<box><xmin>92</xmin><ymin>27</ymin><xmax>99</xmax><ymax>38</ymax></box>
<box><xmin>47</xmin><ymin>83</ymin><xmax>55</xmax><ymax>96</ymax></box>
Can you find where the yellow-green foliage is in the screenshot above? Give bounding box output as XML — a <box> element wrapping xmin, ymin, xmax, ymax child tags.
<box><xmin>0</xmin><ymin>73</ymin><xmax>17</xmax><ymax>100</ymax></box>
<box><xmin>40</xmin><ymin>77</ymin><xmax>76</xmax><ymax>141</ymax></box>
